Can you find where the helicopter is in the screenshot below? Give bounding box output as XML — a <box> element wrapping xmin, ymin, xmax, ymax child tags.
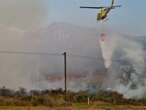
<box><xmin>80</xmin><ymin>0</ymin><xmax>121</xmax><ymax>21</ymax></box>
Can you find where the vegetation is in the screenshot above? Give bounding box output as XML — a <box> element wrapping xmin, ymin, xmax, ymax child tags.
<box><xmin>0</xmin><ymin>86</ymin><xmax>146</xmax><ymax>108</ymax></box>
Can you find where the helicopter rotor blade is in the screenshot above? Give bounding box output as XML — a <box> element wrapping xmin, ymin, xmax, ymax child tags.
<box><xmin>80</xmin><ymin>6</ymin><xmax>104</xmax><ymax>9</ymax></box>
<box><xmin>111</xmin><ymin>5</ymin><xmax>122</xmax><ymax>9</ymax></box>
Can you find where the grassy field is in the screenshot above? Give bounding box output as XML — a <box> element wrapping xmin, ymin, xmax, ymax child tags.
<box><xmin>1</xmin><ymin>102</ymin><xmax>146</xmax><ymax>110</ymax></box>
<box><xmin>72</xmin><ymin>102</ymin><xmax>146</xmax><ymax>110</ymax></box>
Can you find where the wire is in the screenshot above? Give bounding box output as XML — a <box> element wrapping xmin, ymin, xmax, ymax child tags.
<box><xmin>0</xmin><ymin>50</ymin><xmax>98</xmax><ymax>59</ymax></box>
<box><xmin>0</xmin><ymin>50</ymin><xmax>61</xmax><ymax>56</ymax></box>
<box><xmin>68</xmin><ymin>53</ymin><xmax>98</xmax><ymax>60</ymax></box>
<box><xmin>0</xmin><ymin>50</ymin><xmax>124</xmax><ymax>62</ymax></box>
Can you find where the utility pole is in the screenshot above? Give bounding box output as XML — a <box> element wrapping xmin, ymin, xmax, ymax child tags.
<box><xmin>63</xmin><ymin>52</ymin><xmax>67</xmax><ymax>103</ymax></box>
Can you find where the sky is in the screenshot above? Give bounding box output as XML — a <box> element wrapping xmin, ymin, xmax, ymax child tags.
<box><xmin>0</xmin><ymin>0</ymin><xmax>145</xmax><ymax>35</ymax></box>
<box><xmin>0</xmin><ymin>0</ymin><xmax>48</xmax><ymax>31</ymax></box>
<box><xmin>48</xmin><ymin>0</ymin><xmax>146</xmax><ymax>35</ymax></box>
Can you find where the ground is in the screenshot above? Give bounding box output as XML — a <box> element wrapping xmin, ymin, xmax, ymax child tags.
<box><xmin>1</xmin><ymin>102</ymin><xmax>146</xmax><ymax>110</ymax></box>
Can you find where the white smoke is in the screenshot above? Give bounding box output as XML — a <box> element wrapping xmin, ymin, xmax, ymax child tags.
<box><xmin>99</xmin><ymin>32</ymin><xmax>146</xmax><ymax>99</ymax></box>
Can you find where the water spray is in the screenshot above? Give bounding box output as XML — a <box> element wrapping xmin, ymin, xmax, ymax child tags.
<box><xmin>99</xmin><ymin>32</ymin><xmax>112</xmax><ymax>70</ymax></box>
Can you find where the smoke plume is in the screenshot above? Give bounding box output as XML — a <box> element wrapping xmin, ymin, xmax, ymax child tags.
<box><xmin>98</xmin><ymin>31</ymin><xmax>146</xmax><ymax>99</ymax></box>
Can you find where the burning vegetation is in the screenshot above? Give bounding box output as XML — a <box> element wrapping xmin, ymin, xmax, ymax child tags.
<box><xmin>0</xmin><ymin>86</ymin><xmax>146</xmax><ymax>107</ymax></box>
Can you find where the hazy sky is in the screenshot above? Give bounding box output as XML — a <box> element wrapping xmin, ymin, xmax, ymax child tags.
<box><xmin>0</xmin><ymin>0</ymin><xmax>49</xmax><ymax>31</ymax></box>
<box><xmin>48</xmin><ymin>0</ymin><xmax>146</xmax><ymax>35</ymax></box>
<box><xmin>0</xmin><ymin>0</ymin><xmax>145</xmax><ymax>35</ymax></box>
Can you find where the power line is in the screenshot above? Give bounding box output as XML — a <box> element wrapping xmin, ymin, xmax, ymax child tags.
<box><xmin>68</xmin><ymin>53</ymin><xmax>98</xmax><ymax>60</ymax></box>
<box><xmin>0</xmin><ymin>50</ymin><xmax>98</xmax><ymax>59</ymax></box>
<box><xmin>68</xmin><ymin>53</ymin><xmax>125</xmax><ymax>62</ymax></box>
<box><xmin>0</xmin><ymin>50</ymin><xmax>125</xmax><ymax>62</ymax></box>
<box><xmin>0</xmin><ymin>51</ymin><xmax>61</xmax><ymax>56</ymax></box>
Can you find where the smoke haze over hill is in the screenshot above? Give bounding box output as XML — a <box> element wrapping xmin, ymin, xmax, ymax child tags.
<box><xmin>0</xmin><ymin>22</ymin><xmax>146</xmax><ymax>99</ymax></box>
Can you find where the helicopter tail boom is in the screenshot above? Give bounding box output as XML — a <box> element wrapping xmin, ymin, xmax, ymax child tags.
<box><xmin>111</xmin><ymin>0</ymin><xmax>115</xmax><ymax>6</ymax></box>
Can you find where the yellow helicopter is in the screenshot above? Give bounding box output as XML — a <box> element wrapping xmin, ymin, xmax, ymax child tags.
<box><xmin>80</xmin><ymin>0</ymin><xmax>121</xmax><ymax>21</ymax></box>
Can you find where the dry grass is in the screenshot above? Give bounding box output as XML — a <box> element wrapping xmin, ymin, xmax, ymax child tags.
<box><xmin>1</xmin><ymin>103</ymin><xmax>146</xmax><ymax>110</ymax></box>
